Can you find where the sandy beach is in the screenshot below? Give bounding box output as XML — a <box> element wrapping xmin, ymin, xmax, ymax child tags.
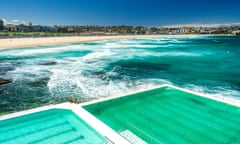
<box><xmin>0</xmin><ymin>34</ymin><xmax>232</xmax><ymax>50</ymax></box>
<box><xmin>0</xmin><ymin>35</ymin><xmax>165</xmax><ymax>50</ymax></box>
<box><xmin>0</xmin><ymin>34</ymin><xmax>224</xmax><ymax>50</ymax></box>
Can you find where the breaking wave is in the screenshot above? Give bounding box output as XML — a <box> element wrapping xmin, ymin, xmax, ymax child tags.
<box><xmin>1</xmin><ymin>36</ymin><xmax>240</xmax><ymax>113</ymax></box>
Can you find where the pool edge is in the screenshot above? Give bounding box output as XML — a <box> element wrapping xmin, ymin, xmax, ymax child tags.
<box><xmin>0</xmin><ymin>102</ymin><xmax>131</xmax><ymax>144</ymax></box>
<box><xmin>81</xmin><ymin>84</ymin><xmax>240</xmax><ymax>108</ymax></box>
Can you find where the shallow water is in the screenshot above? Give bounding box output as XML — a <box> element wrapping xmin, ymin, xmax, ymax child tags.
<box><xmin>0</xmin><ymin>36</ymin><xmax>240</xmax><ymax>113</ymax></box>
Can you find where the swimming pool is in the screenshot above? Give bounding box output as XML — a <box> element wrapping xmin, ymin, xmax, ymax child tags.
<box><xmin>84</xmin><ymin>86</ymin><xmax>240</xmax><ymax>144</ymax></box>
<box><xmin>0</xmin><ymin>109</ymin><xmax>107</xmax><ymax>144</ymax></box>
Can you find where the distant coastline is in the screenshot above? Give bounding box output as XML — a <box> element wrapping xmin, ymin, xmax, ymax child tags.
<box><xmin>0</xmin><ymin>34</ymin><xmax>236</xmax><ymax>50</ymax></box>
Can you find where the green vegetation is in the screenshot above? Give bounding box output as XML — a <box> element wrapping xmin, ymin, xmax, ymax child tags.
<box><xmin>0</xmin><ymin>24</ymin><xmax>239</xmax><ymax>36</ymax></box>
<box><xmin>0</xmin><ymin>32</ymin><xmax>62</xmax><ymax>35</ymax></box>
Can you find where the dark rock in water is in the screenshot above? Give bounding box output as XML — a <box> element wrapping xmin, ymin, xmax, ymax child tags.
<box><xmin>40</xmin><ymin>61</ymin><xmax>57</xmax><ymax>66</ymax></box>
<box><xmin>0</xmin><ymin>79</ymin><xmax>12</xmax><ymax>86</ymax></box>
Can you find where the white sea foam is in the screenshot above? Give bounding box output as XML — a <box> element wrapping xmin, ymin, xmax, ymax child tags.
<box><xmin>158</xmin><ymin>52</ymin><xmax>200</xmax><ymax>57</ymax></box>
<box><xmin>102</xmin><ymin>42</ymin><xmax>158</xmax><ymax>49</ymax></box>
<box><xmin>183</xmin><ymin>84</ymin><xmax>240</xmax><ymax>102</ymax></box>
<box><xmin>47</xmin><ymin>67</ymin><xmax>83</xmax><ymax>97</ymax></box>
<box><xmin>82</xmin><ymin>49</ymin><xmax>114</xmax><ymax>61</ymax></box>
<box><xmin>171</xmin><ymin>39</ymin><xmax>188</xmax><ymax>43</ymax></box>
<box><xmin>119</xmin><ymin>40</ymin><xmax>142</xmax><ymax>44</ymax></box>
<box><xmin>2</xmin><ymin>44</ymin><xmax>92</xmax><ymax>57</ymax></box>
<box><xmin>1</xmin><ymin>37</ymin><xmax>239</xmax><ymax>106</ymax></box>
<box><xmin>122</xmin><ymin>50</ymin><xmax>201</xmax><ymax>57</ymax></box>
<box><xmin>46</xmin><ymin>59</ymin><xmax>171</xmax><ymax>99</ymax></box>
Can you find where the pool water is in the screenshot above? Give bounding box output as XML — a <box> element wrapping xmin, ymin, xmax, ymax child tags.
<box><xmin>84</xmin><ymin>87</ymin><xmax>240</xmax><ymax>144</ymax></box>
<box><xmin>0</xmin><ymin>109</ymin><xmax>107</xmax><ymax>144</ymax></box>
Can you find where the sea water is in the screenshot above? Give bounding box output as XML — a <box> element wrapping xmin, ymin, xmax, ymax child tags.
<box><xmin>0</xmin><ymin>36</ymin><xmax>240</xmax><ymax>114</ymax></box>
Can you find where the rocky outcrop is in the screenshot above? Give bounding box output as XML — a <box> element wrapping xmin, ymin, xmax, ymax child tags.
<box><xmin>39</xmin><ymin>61</ymin><xmax>57</xmax><ymax>66</ymax></box>
<box><xmin>0</xmin><ymin>79</ymin><xmax>12</xmax><ymax>86</ymax></box>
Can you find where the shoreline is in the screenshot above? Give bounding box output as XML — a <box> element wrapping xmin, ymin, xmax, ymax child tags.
<box><xmin>0</xmin><ymin>34</ymin><xmax>235</xmax><ymax>50</ymax></box>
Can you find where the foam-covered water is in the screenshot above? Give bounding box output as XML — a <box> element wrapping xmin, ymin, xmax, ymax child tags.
<box><xmin>0</xmin><ymin>36</ymin><xmax>240</xmax><ymax>114</ymax></box>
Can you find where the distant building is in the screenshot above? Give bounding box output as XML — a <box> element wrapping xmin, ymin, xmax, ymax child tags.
<box><xmin>5</xmin><ymin>24</ymin><xmax>17</xmax><ymax>31</ymax></box>
<box><xmin>232</xmin><ymin>30</ymin><xmax>240</xmax><ymax>35</ymax></box>
<box><xmin>0</xmin><ymin>19</ymin><xmax>4</xmax><ymax>30</ymax></box>
<box><xmin>29</xmin><ymin>22</ymin><xmax>33</xmax><ymax>32</ymax></box>
<box><xmin>16</xmin><ymin>24</ymin><xmax>30</xmax><ymax>32</ymax></box>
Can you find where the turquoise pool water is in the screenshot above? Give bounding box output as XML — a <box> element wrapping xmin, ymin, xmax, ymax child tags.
<box><xmin>0</xmin><ymin>109</ymin><xmax>107</xmax><ymax>144</ymax></box>
<box><xmin>84</xmin><ymin>86</ymin><xmax>240</xmax><ymax>144</ymax></box>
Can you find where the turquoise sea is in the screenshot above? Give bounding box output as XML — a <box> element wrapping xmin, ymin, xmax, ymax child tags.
<box><xmin>0</xmin><ymin>36</ymin><xmax>240</xmax><ymax>114</ymax></box>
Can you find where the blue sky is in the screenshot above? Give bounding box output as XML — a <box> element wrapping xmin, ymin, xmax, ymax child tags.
<box><xmin>0</xmin><ymin>0</ymin><xmax>240</xmax><ymax>26</ymax></box>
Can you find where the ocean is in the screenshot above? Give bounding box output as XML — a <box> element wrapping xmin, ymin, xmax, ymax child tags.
<box><xmin>0</xmin><ymin>36</ymin><xmax>240</xmax><ymax>114</ymax></box>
